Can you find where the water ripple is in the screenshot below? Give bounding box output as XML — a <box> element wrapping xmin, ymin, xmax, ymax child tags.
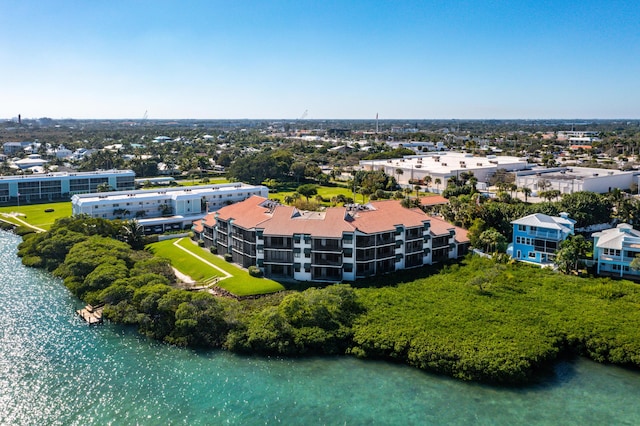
<box><xmin>1</xmin><ymin>231</ymin><xmax>640</xmax><ymax>425</ymax></box>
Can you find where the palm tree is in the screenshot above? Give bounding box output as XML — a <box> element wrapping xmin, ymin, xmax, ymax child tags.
<box><xmin>434</xmin><ymin>178</ymin><xmax>442</xmax><ymax>193</ymax></box>
<box><xmin>359</xmin><ymin>187</ymin><xmax>372</xmax><ymax>203</ymax></box>
<box><xmin>521</xmin><ymin>187</ymin><xmax>532</xmax><ymax>202</ymax></box>
<box><xmin>395</xmin><ymin>168</ymin><xmax>404</xmax><ymax>185</ymax></box>
<box><xmin>122</xmin><ymin>219</ymin><xmax>145</xmax><ymax>250</ymax></box>
<box><xmin>403</xmin><ymin>187</ymin><xmax>412</xmax><ymax>199</ymax></box>
<box><xmin>424</xmin><ymin>175</ymin><xmax>433</xmax><ymax>191</ymax></box>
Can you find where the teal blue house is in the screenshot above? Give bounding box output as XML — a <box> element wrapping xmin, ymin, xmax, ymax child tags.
<box><xmin>509</xmin><ymin>213</ymin><xmax>575</xmax><ymax>264</ymax></box>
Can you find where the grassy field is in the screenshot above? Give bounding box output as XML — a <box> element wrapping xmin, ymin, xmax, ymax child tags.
<box><xmin>147</xmin><ymin>238</ymin><xmax>285</xmax><ymax>296</ymax></box>
<box><xmin>0</xmin><ymin>201</ymin><xmax>72</xmax><ymax>230</ymax></box>
<box><xmin>172</xmin><ymin>176</ymin><xmax>230</xmax><ymax>186</ymax></box>
<box><xmin>269</xmin><ymin>182</ymin><xmax>432</xmax><ymax>205</ymax></box>
<box><xmin>269</xmin><ymin>184</ymin><xmax>357</xmax><ymax>204</ymax></box>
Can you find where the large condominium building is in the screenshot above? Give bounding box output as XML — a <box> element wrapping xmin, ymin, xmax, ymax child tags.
<box><xmin>360</xmin><ymin>152</ymin><xmax>530</xmax><ymax>188</ymax></box>
<box><xmin>0</xmin><ymin>169</ymin><xmax>135</xmax><ymax>205</ymax></box>
<box><xmin>193</xmin><ymin>196</ymin><xmax>469</xmax><ymax>282</ymax></box>
<box><xmin>72</xmin><ymin>183</ymin><xmax>268</xmax><ymax>234</ymax></box>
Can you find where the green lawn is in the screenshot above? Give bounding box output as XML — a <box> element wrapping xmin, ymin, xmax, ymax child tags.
<box><xmin>269</xmin><ymin>183</ymin><xmax>431</xmax><ymax>205</ymax></box>
<box><xmin>0</xmin><ymin>201</ymin><xmax>72</xmax><ymax>230</ymax></box>
<box><xmin>269</xmin><ymin>184</ymin><xmax>358</xmax><ymax>204</ymax></box>
<box><xmin>172</xmin><ymin>176</ymin><xmax>230</xmax><ymax>186</ymax></box>
<box><xmin>147</xmin><ymin>238</ymin><xmax>285</xmax><ymax>296</ymax></box>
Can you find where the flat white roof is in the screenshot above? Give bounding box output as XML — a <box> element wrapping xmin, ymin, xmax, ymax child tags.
<box><xmin>519</xmin><ymin>166</ymin><xmax>635</xmax><ymax>180</ymax></box>
<box><xmin>72</xmin><ymin>183</ymin><xmax>266</xmax><ymax>204</ymax></box>
<box><xmin>362</xmin><ymin>152</ymin><xmax>528</xmax><ymax>174</ymax></box>
<box><xmin>0</xmin><ymin>169</ymin><xmax>134</xmax><ymax>181</ymax></box>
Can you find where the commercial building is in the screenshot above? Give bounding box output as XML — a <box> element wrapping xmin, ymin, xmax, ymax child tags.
<box><xmin>72</xmin><ymin>183</ymin><xmax>268</xmax><ymax>234</ymax></box>
<box><xmin>514</xmin><ymin>167</ymin><xmax>639</xmax><ymax>195</ymax></box>
<box><xmin>0</xmin><ymin>169</ymin><xmax>135</xmax><ymax>205</ymax></box>
<box><xmin>193</xmin><ymin>196</ymin><xmax>469</xmax><ymax>282</ymax></box>
<box><xmin>360</xmin><ymin>152</ymin><xmax>530</xmax><ymax>188</ymax></box>
<box><xmin>592</xmin><ymin>224</ymin><xmax>640</xmax><ymax>279</ymax></box>
<box><xmin>509</xmin><ymin>213</ymin><xmax>575</xmax><ymax>265</ymax></box>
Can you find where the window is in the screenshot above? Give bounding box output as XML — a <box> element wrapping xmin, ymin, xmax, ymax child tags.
<box><xmin>518</xmin><ymin>225</ymin><xmax>526</xmax><ymax>231</ymax></box>
<box><xmin>604</xmin><ymin>248</ymin><xmax>621</xmax><ymax>256</ymax></box>
<box><xmin>516</xmin><ymin>237</ymin><xmax>532</xmax><ymax>245</ymax></box>
<box><xmin>528</xmin><ymin>252</ymin><xmax>536</xmax><ymax>259</ymax></box>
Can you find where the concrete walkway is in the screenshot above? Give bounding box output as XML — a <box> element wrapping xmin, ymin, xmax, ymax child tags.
<box><xmin>171</xmin><ymin>238</ymin><xmax>232</xmax><ymax>281</ymax></box>
<box><xmin>0</xmin><ymin>212</ymin><xmax>46</xmax><ymax>232</ymax></box>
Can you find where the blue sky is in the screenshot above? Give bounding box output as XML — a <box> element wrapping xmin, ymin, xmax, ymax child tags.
<box><xmin>1</xmin><ymin>1</ymin><xmax>639</xmax><ymax>119</ymax></box>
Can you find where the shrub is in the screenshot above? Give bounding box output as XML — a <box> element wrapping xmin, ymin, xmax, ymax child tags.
<box><xmin>209</xmin><ymin>246</ymin><xmax>217</xmax><ymax>255</ymax></box>
<box><xmin>0</xmin><ymin>222</ymin><xmax>15</xmax><ymax>231</ymax></box>
<box><xmin>15</xmin><ymin>226</ymin><xmax>35</xmax><ymax>236</ymax></box>
<box><xmin>248</xmin><ymin>265</ymin><xmax>263</xmax><ymax>277</ymax></box>
<box><xmin>198</xmin><ymin>240</ymin><xmax>205</xmax><ymax>247</ymax></box>
<box><xmin>224</xmin><ymin>253</ymin><xmax>233</xmax><ymax>262</ymax></box>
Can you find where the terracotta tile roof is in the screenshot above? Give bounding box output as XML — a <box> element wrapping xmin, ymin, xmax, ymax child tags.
<box><xmin>349</xmin><ymin>200</ymin><xmax>428</xmax><ymax>234</ymax></box>
<box><xmin>420</xmin><ymin>195</ymin><xmax>449</xmax><ymax>206</ymax></box>
<box><xmin>215</xmin><ymin>195</ymin><xmax>272</xmax><ymax>229</ymax></box>
<box><xmin>198</xmin><ymin>196</ymin><xmax>468</xmax><ymax>242</ymax></box>
<box><xmin>192</xmin><ymin>211</ymin><xmax>216</xmax><ymax>232</ymax></box>
<box><xmin>427</xmin><ymin>215</ymin><xmax>470</xmax><ymax>243</ymax></box>
<box><xmin>262</xmin><ymin>205</ymin><xmax>354</xmax><ymax>238</ymax></box>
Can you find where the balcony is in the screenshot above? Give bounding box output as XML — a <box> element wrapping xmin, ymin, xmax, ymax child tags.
<box><xmin>312</xmin><ymin>268</ymin><xmax>343</xmax><ymax>281</ymax></box>
<box><xmin>263</xmin><ymin>250</ymin><xmax>293</xmax><ymax>263</ymax></box>
<box><xmin>376</xmin><ymin>233</ymin><xmax>395</xmax><ymax>246</ymax></box>
<box><xmin>524</xmin><ymin>229</ymin><xmax>561</xmax><ymax>240</ymax></box>
<box><xmin>376</xmin><ymin>247</ymin><xmax>395</xmax><ymax>259</ymax></box>
<box><xmin>312</xmin><ymin>239</ymin><xmax>342</xmax><ymax>252</ymax></box>
<box><xmin>312</xmin><ymin>253</ymin><xmax>343</xmax><ymax>266</ymax></box>
<box><xmin>405</xmin><ymin>241</ymin><xmax>423</xmax><ymax>253</ymax></box>
<box><xmin>356</xmin><ymin>236</ymin><xmax>376</xmax><ymax>247</ymax></box>
<box><xmin>356</xmin><ymin>249</ymin><xmax>376</xmax><ymax>262</ymax></box>
<box><xmin>264</xmin><ymin>237</ymin><xmax>293</xmax><ymax>250</ymax></box>
<box><xmin>405</xmin><ymin>229</ymin><xmax>423</xmax><ymax>240</ymax></box>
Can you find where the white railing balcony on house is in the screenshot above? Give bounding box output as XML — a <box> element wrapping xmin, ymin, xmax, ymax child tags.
<box><xmin>525</xmin><ymin>229</ymin><xmax>561</xmax><ymax>240</ymax></box>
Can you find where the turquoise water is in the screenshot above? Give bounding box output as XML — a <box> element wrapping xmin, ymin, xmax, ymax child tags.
<box><xmin>1</xmin><ymin>231</ymin><xmax>640</xmax><ymax>425</ymax></box>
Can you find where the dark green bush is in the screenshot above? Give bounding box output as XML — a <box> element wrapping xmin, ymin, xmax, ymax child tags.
<box><xmin>209</xmin><ymin>246</ymin><xmax>217</xmax><ymax>254</ymax></box>
<box><xmin>224</xmin><ymin>253</ymin><xmax>233</xmax><ymax>262</ymax></box>
<box><xmin>248</xmin><ymin>265</ymin><xmax>263</xmax><ymax>277</ymax></box>
<box><xmin>15</xmin><ymin>226</ymin><xmax>35</xmax><ymax>236</ymax></box>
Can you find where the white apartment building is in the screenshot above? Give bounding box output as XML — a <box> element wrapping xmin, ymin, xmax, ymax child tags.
<box><xmin>0</xmin><ymin>169</ymin><xmax>135</xmax><ymax>205</ymax></box>
<box><xmin>71</xmin><ymin>183</ymin><xmax>268</xmax><ymax>234</ymax></box>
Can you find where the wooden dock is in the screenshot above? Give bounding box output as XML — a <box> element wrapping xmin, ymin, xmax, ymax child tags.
<box><xmin>76</xmin><ymin>304</ymin><xmax>104</xmax><ymax>325</ymax></box>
